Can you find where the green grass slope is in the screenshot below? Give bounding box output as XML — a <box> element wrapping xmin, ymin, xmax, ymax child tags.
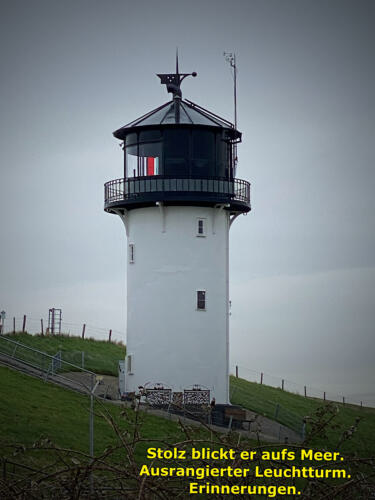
<box><xmin>2</xmin><ymin>332</ymin><xmax>125</xmax><ymax>376</ymax></box>
<box><xmin>231</xmin><ymin>376</ymin><xmax>375</xmax><ymax>455</ymax></box>
<box><xmin>0</xmin><ymin>365</ymin><xmax>184</xmax><ymax>464</ymax></box>
<box><xmin>2</xmin><ymin>333</ymin><xmax>374</xmax><ymax>456</ymax></box>
<box><xmin>0</xmin><ymin>367</ymin><xmax>373</xmax><ymax>498</ymax></box>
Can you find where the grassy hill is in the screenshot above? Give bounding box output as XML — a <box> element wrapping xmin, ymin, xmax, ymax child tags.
<box><xmin>1</xmin><ymin>366</ymin><xmax>373</xmax><ymax>498</ymax></box>
<box><xmin>2</xmin><ymin>332</ymin><xmax>125</xmax><ymax>376</ymax></box>
<box><xmin>231</xmin><ymin>375</ymin><xmax>375</xmax><ymax>456</ymax></box>
<box><xmin>1</xmin><ymin>331</ymin><xmax>374</xmax><ymax>498</ymax></box>
<box><xmin>2</xmin><ymin>332</ymin><xmax>374</xmax><ymax>457</ymax></box>
<box><xmin>0</xmin><ymin>365</ymin><xmax>185</xmax><ymax>464</ymax></box>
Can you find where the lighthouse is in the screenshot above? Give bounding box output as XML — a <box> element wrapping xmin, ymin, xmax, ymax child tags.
<box><xmin>104</xmin><ymin>62</ymin><xmax>250</xmax><ymax>404</ymax></box>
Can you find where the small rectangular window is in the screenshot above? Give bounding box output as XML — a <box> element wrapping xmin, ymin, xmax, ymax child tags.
<box><xmin>129</xmin><ymin>243</ymin><xmax>135</xmax><ymax>263</ymax></box>
<box><xmin>127</xmin><ymin>354</ymin><xmax>133</xmax><ymax>373</ymax></box>
<box><xmin>197</xmin><ymin>290</ymin><xmax>206</xmax><ymax>310</ymax></box>
<box><xmin>197</xmin><ymin>218</ymin><xmax>206</xmax><ymax>236</ymax></box>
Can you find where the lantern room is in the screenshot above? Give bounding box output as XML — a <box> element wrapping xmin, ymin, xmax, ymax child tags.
<box><xmin>105</xmin><ymin>74</ymin><xmax>250</xmax><ymax>214</ymax></box>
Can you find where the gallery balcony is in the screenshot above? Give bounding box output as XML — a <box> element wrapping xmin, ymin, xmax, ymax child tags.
<box><xmin>104</xmin><ymin>176</ymin><xmax>251</xmax><ymax>213</ymax></box>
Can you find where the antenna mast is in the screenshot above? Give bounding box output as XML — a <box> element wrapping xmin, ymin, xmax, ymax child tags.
<box><xmin>223</xmin><ymin>52</ymin><xmax>237</xmax><ymax>129</ymax></box>
<box><xmin>224</xmin><ymin>52</ymin><xmax>238</xmax><ymax>175</ymax></box>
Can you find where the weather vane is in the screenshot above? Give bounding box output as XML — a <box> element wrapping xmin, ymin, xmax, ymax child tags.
<box><xmin>157</xmin><ymin>49</ymin><xmax>197</xmax><ymax>98</ymax></box>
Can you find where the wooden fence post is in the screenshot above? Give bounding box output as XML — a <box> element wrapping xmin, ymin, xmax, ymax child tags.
<box><xmin>304</xmin><ymin>386</ymin><xmax>307</xmax><ymax>397</ymax></box>
<box><xmin>323</xmin><ymin>391</ymin><xmax>326</xmax><ymax>401</ymax></box>
<box><xmin>235</xmin><ymin>365</ymin><xmax>238</xmax><ymax>378</ymax></box>
<box><xmin>342</xmin><ymin>397</ymin><xmax>345</xmax><ymax>406</ymax></box>
<box><xmin>109</xmin><ymin>329</ymin><xmax>112</xmax><ymax>342</ymax></box>
<box><xmin>260</xmin><ymin>372</ymin><xmax>263</xmax><ymax>385</ymax></box>
<box><xmin>22</xmin><ymin>315</ymin><xmax>26</xmax><ymax>333</ymax></box>
<box><xmin>13</xmin><ymin>317</ymin><xmax>15</xmax><ymax>334</ymax></box>
<box><xmin>82</xmin><ymin>324</ymin><xmax>86</xmax><ymax>339</ymax></box>
<box><xmin>41</xmin><ymin>319</ymin><xmax>44</xmax><ymax>336</ymax></box>
<box><xmin>281</xmin><ymin>379</ymin><xmax>284</xmax><ymax>391</ymax></box>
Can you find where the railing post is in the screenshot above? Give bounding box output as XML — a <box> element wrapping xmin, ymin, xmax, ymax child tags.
<box><xmin>12</xmin><ymin>342</ymin><xmax>19</xmax><ymax>358</ymax></box>
<box><xmin>90</xmin><ymin>374</ymin><xmax>99</xmax><ymax>495</ymax></box>
<box><xmin>44</xmin><ymin>362</ymin><xmax>51</xmax><ymax>382</ymax></box>
<box><xmin>274</xmin><ymin>404</ymin><xmax>280</xmax><ymax>419</ymax></box>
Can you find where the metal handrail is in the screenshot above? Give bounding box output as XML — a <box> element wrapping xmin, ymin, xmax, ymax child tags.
<box><xmin>104</xmin><ymin>176</ymin><xmax>250</xmax><ymax>206</ymax></box>
<box><xmin>0</xmin><ymin>335</ymin><xmax>96</xmax><ymax>376</ymax></box>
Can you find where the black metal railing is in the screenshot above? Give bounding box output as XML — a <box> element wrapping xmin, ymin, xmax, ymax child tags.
<box><xmin>104</xmin><ymin>176</ymin><xmax>250</xmax><ymax>206</ymax></box>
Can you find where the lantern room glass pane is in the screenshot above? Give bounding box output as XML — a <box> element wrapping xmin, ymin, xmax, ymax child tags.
<box><xmin>139</xmin><ymin>142</ymin><xmax>162</xmax><ymax>176</ymax></box>
<box><xmin>139</xmin><ymin>130</ymin><xmax>162</xmax><ymax>142</ymax></box>
<box><xmin>164</xmin><ymin>129</ymin><xmax>189</xmax><ymax>176</ymax></box>
<box><xmin>126</xmin><ymin>144</ymin><xmax>138</xmax><ymax>178</ymax></box>
<box><xmin>126</xmin><ymin>133</ymin><xmax>137</xmax><ymax>146</ymax></box>
<box><xmin>126</xmin><ymin>138</ymin><xmax>162</xmax><ymax>178</ymax></box>
<box><xmin>215</xmin><ymin>132</ymin><xmax>227</xmax><ymax>178</ymax></box>
<box><xmin>191</xmin><ymin>130</ymin><xmax>214</xmax><ymax>177</ymax></box>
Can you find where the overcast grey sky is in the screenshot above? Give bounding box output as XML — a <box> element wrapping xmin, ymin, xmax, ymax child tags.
<box><xmin>1</xmin><ymin>0</ymin><xmax>374</xmax><ymax>403</ymax></box>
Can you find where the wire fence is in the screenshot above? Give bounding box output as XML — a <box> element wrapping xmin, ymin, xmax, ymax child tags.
<box><xmin>0</xmin><ymin>315</ymin><xmax>125</xmax><ymax>343</ymax></box>
<box><xmin>231</xmin><ymin>363</ymin><xmax>374</xmax><ymax>409</ymax></box>
<box><xmin>229</xmin><ymin>382</ymin><xmax>305</xmax><ymax>438</ymax></box>
<box><xmin>0</xmin><ymin>314</ymin><xmax>372</xmax><ymax>409</ymax></box>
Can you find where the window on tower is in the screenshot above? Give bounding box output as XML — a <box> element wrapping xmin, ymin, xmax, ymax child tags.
<box><xmin>197</xmin><ymin>290</ymin><xmax>206</xmax><ymax>310</ymax></box>
<box><xmin>129</xmin><ymin>244</ymin><xmax>135</xmax><ymax>263</ymax></box>
<box><xmin>196</xmin><ymin>218</ymin><xmax>206</xmax><ymax>236</ymax></box>
<box><xmin>127</xmin><ymin>354</ymin><xmax>133</xmax><ymax>374</ymax></box>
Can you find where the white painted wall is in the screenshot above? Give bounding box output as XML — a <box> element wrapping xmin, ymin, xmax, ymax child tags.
<box><xmin>123</xmin><ymin>205</ymin><xmax>230</xmax><ymax>403</ymax></box>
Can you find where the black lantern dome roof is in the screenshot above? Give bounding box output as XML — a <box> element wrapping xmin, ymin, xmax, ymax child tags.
<box><xmin>113</xmin><ymin>98</ymin><xmax>241</xmax><ymax>141</ymax></box>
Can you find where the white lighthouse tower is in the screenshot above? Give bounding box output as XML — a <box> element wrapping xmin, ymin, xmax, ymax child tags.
<box><xmin>104</xmin><ymin>63</ymin><xmax>250</xmax><ymax>404</ymax></box>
